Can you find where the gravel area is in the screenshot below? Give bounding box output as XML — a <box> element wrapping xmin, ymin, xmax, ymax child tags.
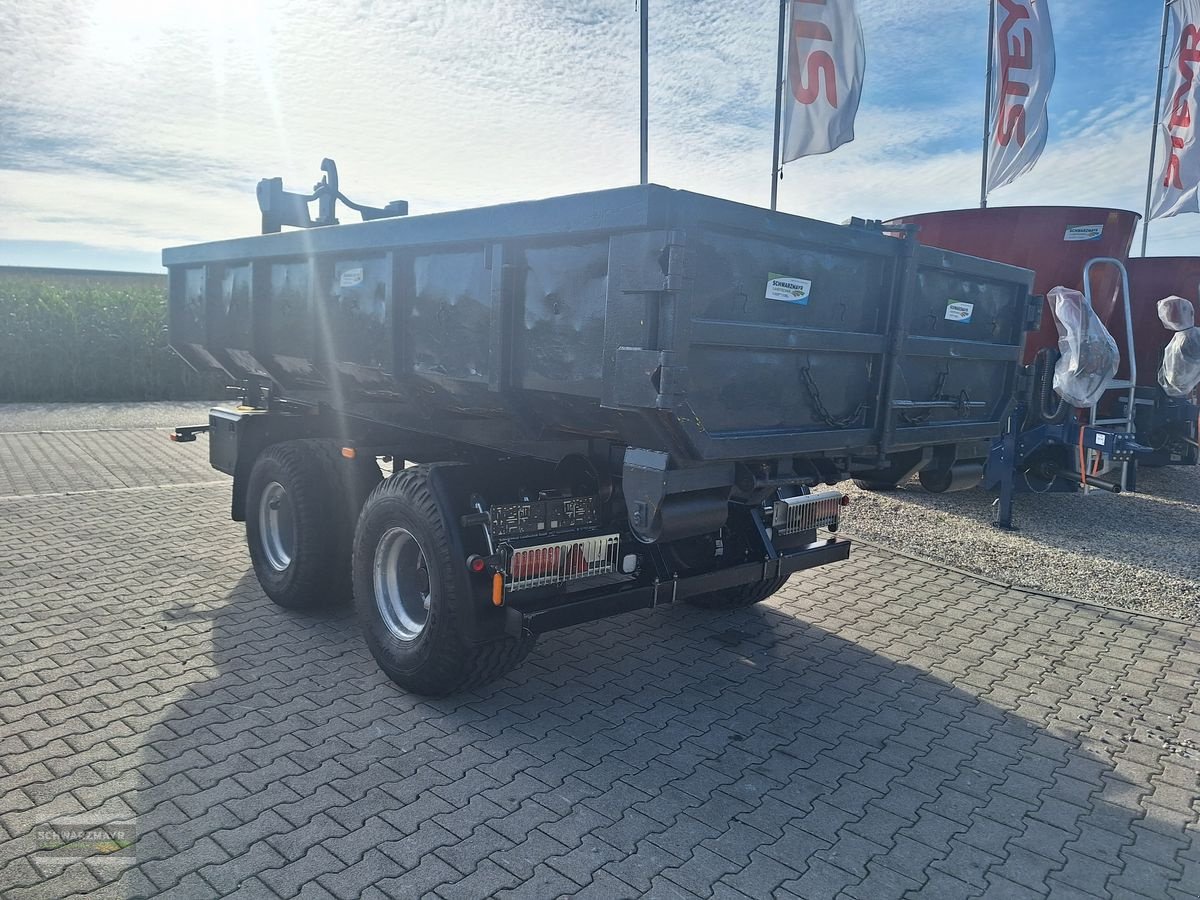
<box><xmin>0</xmin><ymin>400</ymin><xmax>220</xmax><ymax>433</ymax></box>
<box><xmin>840</xmin><ymin>464</ymin><xmax>1200</xmax><ymax>622</ymax></box>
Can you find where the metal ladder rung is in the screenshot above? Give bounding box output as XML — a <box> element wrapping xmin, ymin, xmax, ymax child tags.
<box><xmin>1082</xmin><ymin>257</ymin><xmax>1137</xmax><ymax>493</ymax></box>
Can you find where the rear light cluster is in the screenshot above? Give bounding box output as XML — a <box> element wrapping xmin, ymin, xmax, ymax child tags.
<box><xmin>504</xmin><ymin>534</ymin><xmax>621</xmax><ymax>592</ymax></box>
<box><xmin>511</xmin><ymin>545</ymin><xmax>588</xmax><ymax>580</ymax></box>
<box><xmin>772</xmin><ymin>490</ymin><xmax>846</xmax><ymax>536</ymax></box>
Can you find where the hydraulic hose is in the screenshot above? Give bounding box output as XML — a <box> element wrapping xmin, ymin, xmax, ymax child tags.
<box><xmin>1036</xmin><ymin>348</ymin><xmax>1069</xmax><ymax>424</ymax></box>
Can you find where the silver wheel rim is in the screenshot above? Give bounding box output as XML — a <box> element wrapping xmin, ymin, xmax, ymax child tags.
<box><xmin>258</xmin><ymin>481</ymin><xmax>295</xmax><ymax>572</ymax></box>
<box><xmin>373</xmin><ymin>527</ymin><xmax>431</xmax><ymax>642</ymax></box>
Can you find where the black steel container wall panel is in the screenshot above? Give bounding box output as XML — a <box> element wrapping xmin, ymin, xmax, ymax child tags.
<box><xmin>679</xmin><ymin>226</ymin><xmax>892</xmax><ymax>443</ymax></box>
<box><xmin>687</xmin><ymin>231</ymin><xmax>890</xmax><ymax>333</ymax></box>
<box><xmin>909</xmin><ymin>267</ymin><xmax>1027</xmax><ymax>346</ymax></box>
<box><xmin>320</xmin><ymin>255</ymin><xmax>393</xmax><ymax>386</ymax></box>
<box><xmin>883</xmin><ymin>260</ymin><xmax>1029</xmax><ymax>445</ymax></box>
<box><xmin>517</xmin><ymin>242</ymin><xmax>611</xmax><ymax>398</ymax></box>
<box><xmin>169</xmin><ymin>266</ymin><xmax>227</xmax><ymax>374</ymax></box>
<box><xmin>408</xmin><ymin>249</ymin><xmax>493</xmax><ymax>384</ymax></box>
<box><xmin>214</xmin><ymin>263</ymin><xmax>270</xmax><ymax>379</ymax></box>
<box><xmin>264</xmin><ymin>260</ymin><xmax>323</xmax><ymax>383</ymax></box>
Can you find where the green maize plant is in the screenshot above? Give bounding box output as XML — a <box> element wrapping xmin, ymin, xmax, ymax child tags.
<box><xmin>0</xmin><ymin>272</ymin><xmax>222</xmax><ymax>402</ymax></box>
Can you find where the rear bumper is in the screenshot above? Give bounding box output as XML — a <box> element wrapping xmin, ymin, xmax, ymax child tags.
<box><xmin>511</xmin><ymin>537</ymin><xmax>851</xmax><ymax>635</ymax></box>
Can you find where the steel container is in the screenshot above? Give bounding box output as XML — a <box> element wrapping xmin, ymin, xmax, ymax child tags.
<box><xmin>887</xmin><ymin>207</ymin><xmax>1140</xmax><ymax>366</ymax></box>
<box><xmin>166</xmin><ymin>185</ymin><xmax>1035</xmax><ymax>466</ymax></box>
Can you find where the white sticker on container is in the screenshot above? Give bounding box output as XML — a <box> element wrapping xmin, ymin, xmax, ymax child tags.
<box><xmin>340</xmin><ymin>267</ymin><xmax>364</xmax><ymax>288</ymax></box>
<box><xmin>945</xmin><ymin>301</ymin><xmax>974</xmax><ymax>323</ymax></box>
<box><xmin>1064</xmin><ymin>225</ymin><xmax>1104</xmax><ymax>242</ymax></box>
<box><xmin>765</xmin><ymin>273</ymin><xmax>812</xmax><ymax>305</ymax></box>
<box><xmin>1095</xmin><ymin>433</ymin><xmax>1106</xmax><ymax>446</ymax></box>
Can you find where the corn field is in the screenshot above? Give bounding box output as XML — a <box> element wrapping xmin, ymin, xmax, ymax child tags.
<box><xmin>0</xmin><ymin>271</ymin><xmax>223</xmax><ymax>402</ymax></box>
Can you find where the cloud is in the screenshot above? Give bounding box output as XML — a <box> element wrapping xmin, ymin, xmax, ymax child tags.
<box><xmin>0</xmin><ymin>0</ymin><xmax>1196</xmax><ymax>267</ymax></box>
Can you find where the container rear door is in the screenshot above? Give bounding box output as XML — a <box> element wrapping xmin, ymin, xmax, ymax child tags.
<box><xmin>679</xmin><ymin>225</ymin><xmax>892</xmax><ymax>457</ymax></box>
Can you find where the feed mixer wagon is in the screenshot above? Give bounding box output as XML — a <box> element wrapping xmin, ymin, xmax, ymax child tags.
<box><xmin>1123</xmin><ymin>257</ymin><xmax>1200</xmax><ymax>468</ymax></box>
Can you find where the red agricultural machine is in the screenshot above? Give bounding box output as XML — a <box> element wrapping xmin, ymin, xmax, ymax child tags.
<box><xmin>1123</xmin><ymin>257</ymin><xmax>1200</xmax><ymax>468</ymax></box>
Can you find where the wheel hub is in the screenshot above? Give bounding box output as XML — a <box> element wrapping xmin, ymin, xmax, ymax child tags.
<box><xmin>373</xmin><ymin>527</ymin><xmax>432</xmax><ymax>642</ymax></box>
<box><xmin>258</xmin><ymin>481</ymin><xmax>295</xmax><ymax>572</ymax></box>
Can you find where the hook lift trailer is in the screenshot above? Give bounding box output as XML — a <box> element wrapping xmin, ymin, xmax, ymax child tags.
<box><xmin>166</xmin><ymin>161</ymin><xmax>1040</xmax><ymax>694</ymax></box>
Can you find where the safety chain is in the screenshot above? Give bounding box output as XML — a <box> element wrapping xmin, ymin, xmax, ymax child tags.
<box><xmin>800</xmin><ymin>367</ymin><xmax>867</xmax><ymax>429</ymax></box>
<box><xmin>899</xmin><ymin>370</ymin><xmax>950</xmax><ymax>425</ymax></box>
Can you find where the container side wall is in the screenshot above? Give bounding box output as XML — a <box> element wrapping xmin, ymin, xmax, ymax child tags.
<box><xmin>889</xmin><ymin>207</ymin><xmax>1138</xmax><ymax>366</ymax></box>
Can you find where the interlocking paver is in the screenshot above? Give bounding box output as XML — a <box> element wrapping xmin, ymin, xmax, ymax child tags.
<box><xmin>1</xmin><ymin>424</ymin><xmax>1199</xmax><ymax>898</ymax></box>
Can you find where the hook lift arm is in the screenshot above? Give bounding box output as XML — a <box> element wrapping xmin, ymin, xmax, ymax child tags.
<box><xmin>255</xmin><ymin>158</ymin><xmax>408</xmax><ymax>234</ymax></box>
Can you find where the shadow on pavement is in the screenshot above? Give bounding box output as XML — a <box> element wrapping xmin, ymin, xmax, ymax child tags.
<box><xmin>79</xmin><ymin>563</ymin><xmax>1200</xmax><ymax>900</ymax></box>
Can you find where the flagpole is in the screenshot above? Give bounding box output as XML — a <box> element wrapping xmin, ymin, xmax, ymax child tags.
<box><xmin>640</xmin><ymin>0</ymin><xmax>649</xmax><ymax>186</ymax></box>
<box><xmin>770</xmin><ymin>0</ymin><xmax>788</xmax><ymax>211</ymax></box>
<box><xmin>1142</xmin><ymin>0</ymin><xmax>1174</xmax><ymax>256</ymax></box>
<box><xmin>980</xmin><ymin>0</ymin><xmax>996</xmax><ymax>208</ymax></box>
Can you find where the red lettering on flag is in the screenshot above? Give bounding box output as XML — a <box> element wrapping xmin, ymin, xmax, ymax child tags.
<box><xmin>995</xmin><ymin>0</ymin><xmax>1035</xmax><ymax>148</ymax></box>
<box><xmin>1163</xmin><ymin>25</ymin><xmax>1200</xmax><ymax>189</ymax></box>
<box><xmin>790</xmin><ymin>1</ymin><xmax>838</xmax><ymax>107</ymax></box>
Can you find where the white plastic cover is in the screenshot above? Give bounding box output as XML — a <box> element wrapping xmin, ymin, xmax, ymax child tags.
<box><xmin>1157</xmin><ymin>295</ymin><xmax>1196</xmax><ymax>331</ymax></box>
<box><xmin>1048</xmin><ymin>286</ymin><xmax>1120</xmax><ymax>409</ymax></box>
<box><xmin>1158</xmin><ymin>296</ymin><xmax>1200</xmax><ymax>397</ymax></box>
<box><xmin>1160</xmin><ymin>330</ymin><xmax>1200</xmax><ymax>397</ymax></box>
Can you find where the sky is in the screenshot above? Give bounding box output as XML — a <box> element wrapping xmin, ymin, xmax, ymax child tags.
<box><xmin>0</xmin><ymin>0</ymin><xmax>1196</xmax><ymax>272</ymax></box>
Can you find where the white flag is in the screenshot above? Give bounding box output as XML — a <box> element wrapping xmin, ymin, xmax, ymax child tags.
<box><xmin>780</xmin><ymin>0</ymin><xmax>866</xmax><ymax>164</ymax></box>
<box><xmin>1151</xmin><ymin>0</ymin><xmax>1200</xmax><ymax>220</ymax></box>
<box><xmin>987</xmin><ymin>0</ymin><xmax>1055</xmax><ymax>193</ymax></box>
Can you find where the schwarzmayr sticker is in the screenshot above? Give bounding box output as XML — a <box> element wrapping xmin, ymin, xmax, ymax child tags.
<box><xmin>945</xmin><ymin>300</ymin><xmax>974</xmax><ymax>323</ymax></box>
<box><xmin>1064</xmin><ymin>225</ymin><xmax>1104</xmax><ymax>242</ymax></box>
<box><xmin>765</xmin><ymin>273</ymin><xmax>812</xmax><ymax>305</ymax></box>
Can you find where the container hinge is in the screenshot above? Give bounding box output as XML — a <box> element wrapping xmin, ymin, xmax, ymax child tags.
<box><xmin>661</xmin><ymin>230</ymin><xmax>689</xmax><ymax>293</ymax></box>
<box><xmin>611</xmin><ymin>348</ymin><xmax>688</xmax><ymax>409</ymax></box>
<box><xmin>653</xmin><ymin>351</ymin><xmax>687</xmax><ymax>404</ymax></box>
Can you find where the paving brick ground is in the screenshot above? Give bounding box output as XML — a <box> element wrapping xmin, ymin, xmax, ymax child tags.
<box><xmin>1</xmin><ymin>419</ymin><xmax>1198</xmax><ymax>899</ymax></box>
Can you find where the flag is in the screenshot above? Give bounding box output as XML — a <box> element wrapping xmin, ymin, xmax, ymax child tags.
<box><xmin>987</xmin><ymin>0</ymin><xmax>1055</xmax><ymax>193</ymax></box>
<box><xmin>1151</xmin><ymin>0</ymin><xmax>1200</xmax><ymax>220</ymax></box>
<box><xmin>780</xmin><ymin>0</ymin><xmax>866</xmax><ymax>164</ymax></box>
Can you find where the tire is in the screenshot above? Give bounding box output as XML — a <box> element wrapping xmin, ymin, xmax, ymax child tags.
<box><xmin>353</xmin><ymin>466</ymin><xmax>535</xmax><ymax>696</ymax></box>
<box><xmin>246</xmin><ymin>440</ymin><xmax>378</xmax><ymax>611</ymax></box>
<box><xmin>852</xmin><ymin>479</ymin><xmax>900</xmax><ymax>491</ymax></box>
<box><xmin>685</xmin><ymin>575</ymin><xmax>789</xmax><ymax>610</ymax></box>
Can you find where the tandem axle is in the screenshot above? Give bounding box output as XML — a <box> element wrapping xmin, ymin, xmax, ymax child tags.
<box><xmin>179</xmin><ymin>405</ymin><xmax>851</xmax><ymax>694</ymax></box>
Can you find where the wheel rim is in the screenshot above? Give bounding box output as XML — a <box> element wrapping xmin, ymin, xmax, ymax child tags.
<box><xmin>373</xmin><ymin>527</ymin><xmax>431</xmax><ymax>642</ymax></box>
<box><xmin>258</xmin><ymin>481</ymin><xmax>295</xmax><ymax>572</ymax></box>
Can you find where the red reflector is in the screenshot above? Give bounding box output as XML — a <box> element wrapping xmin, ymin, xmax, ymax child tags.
<box><xmin>564</xmin><ymin>545</ymin><xmax>587</xmax><ymax>575</ymax></box>
<box><xmin>511</xmin><ymin>547</ymin><xmax>560</xmax><ymax>580</ymax></box>
<box><xmin>510</xmin><ymin>544</ymin><xmax>588</xmax><ymax>580</ymax></box>
<box><xmin>840</xmin><ymin>495</ymin><xmax>851</xmax><ymax>506</ymax></box>
<box><xmin>469</xmin><ymin>556</ymin><xmax>487</xmax><ymax>573</ymax></box>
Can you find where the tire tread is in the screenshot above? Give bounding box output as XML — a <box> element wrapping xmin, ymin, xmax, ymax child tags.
<box><xmin>355</xmin><ymin>466</ymin><xmax>534</xmax><ymax>695</ymax></box>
